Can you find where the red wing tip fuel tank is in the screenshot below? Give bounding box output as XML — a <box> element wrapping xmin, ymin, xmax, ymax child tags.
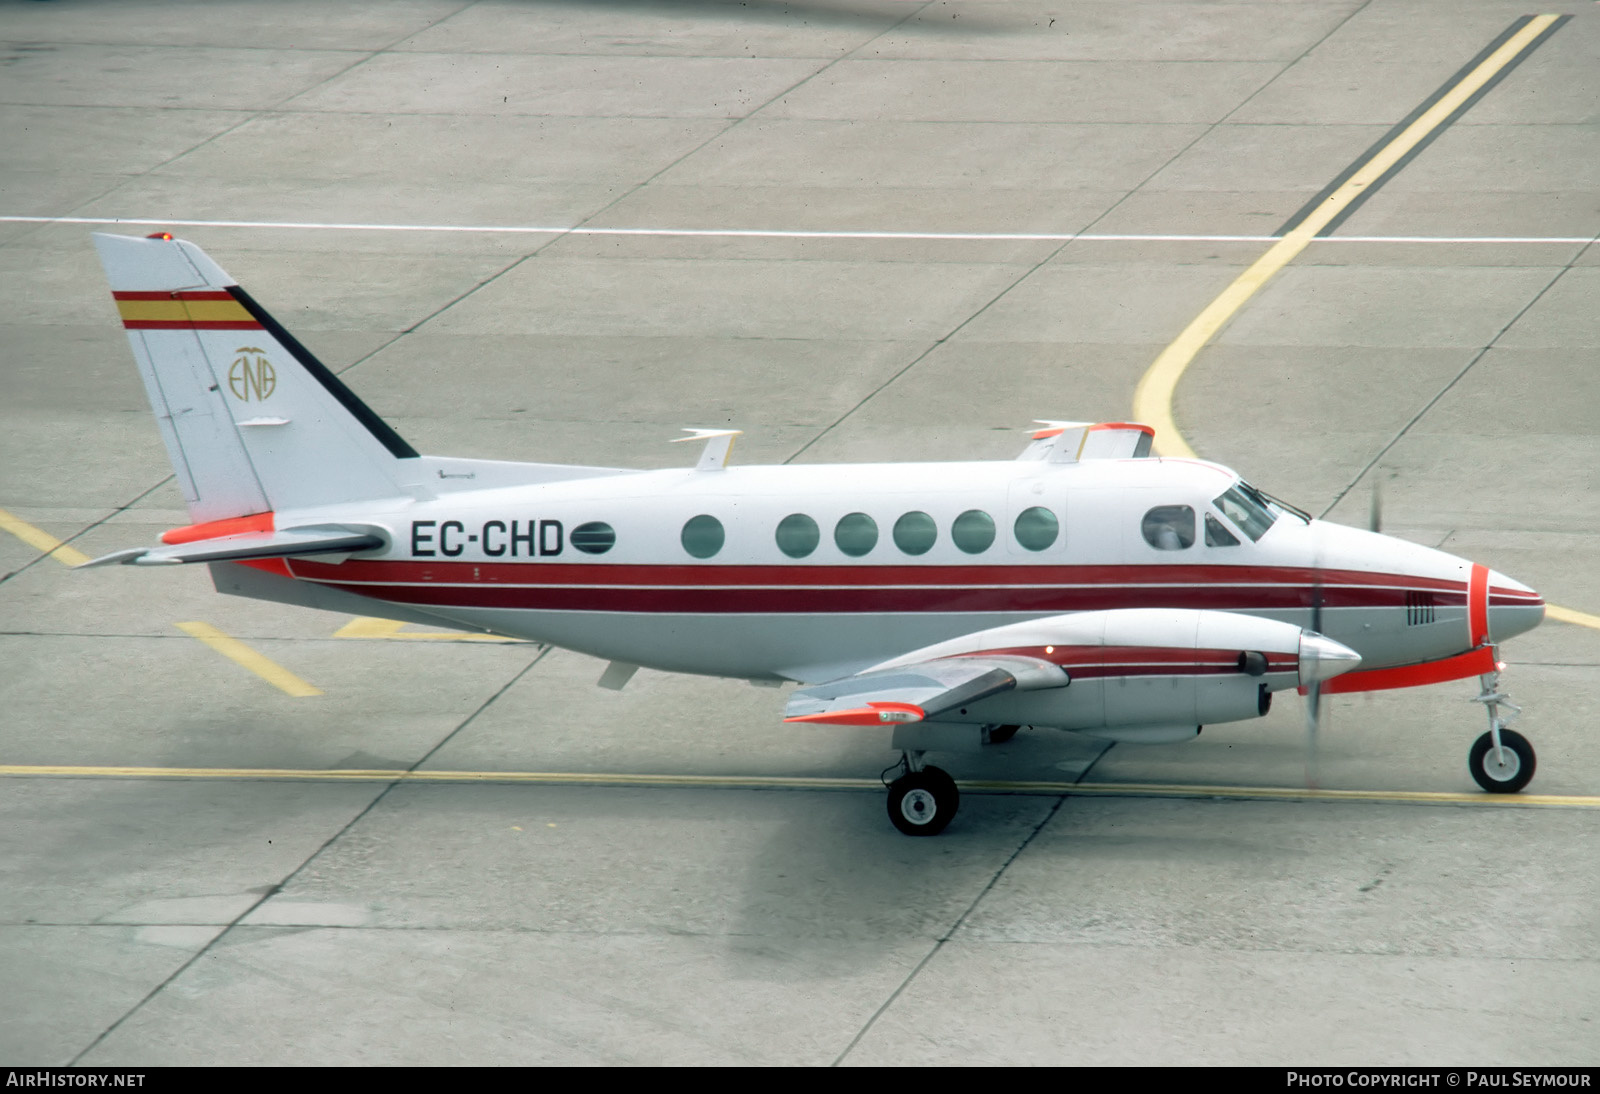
<box><xmin>85</xmin><ymin>233</ymin><xmax>1548</xmax><ymax>834</ymax></box>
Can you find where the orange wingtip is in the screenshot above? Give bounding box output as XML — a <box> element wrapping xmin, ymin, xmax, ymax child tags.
<box><xmin>785</xmin><ymin>702</ymin><xmax>926</xmax><ymax>726</ymax></box>
<box><xmin>1087</xmin><ymin>421</ymin><xmax>1155</xmax><ymax>434</ymax></box>
<box><xmin>1301</xmin><ymin>646</ymin><xmax>1497</xmax><ymax>696</ymax></box>
<box><xmin>160</xmin><ymin>512</ymin><xmax>275</xmax><ymax>545</ymax></box>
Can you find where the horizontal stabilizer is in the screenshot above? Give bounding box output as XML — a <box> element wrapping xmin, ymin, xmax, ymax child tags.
<box><xmin>785</xmin><ymin>655</ymin><xmax>1067</xmax><ymax>726</ymax></box>
<box><xmin>79</xmin><ymin>525</ymin><xmax>387</xmax><ymax>568</ymax></box>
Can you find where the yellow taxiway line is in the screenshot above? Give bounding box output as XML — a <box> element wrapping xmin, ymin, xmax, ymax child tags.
<box><xmin>0</xmin><ymin>506</ymin><xmax>91</xmax><ymax>568</ymax></box>
<box><xmin>174</xmin><ymin>621</ymin><xmax>322</xmax><ymax>697</ymax></box>
<box><xmin>0</xmin><ymin>763</ymin><xmax>1596</xmax><ymax>809</ymax></box>
<box><xmin>0</xmin><ymin>508</ymin><xmax>321</xmax><ymax>696</ymax></box>
<box><xmin>332</xmin><ymin>616</ymin><xmax>525</xmax><ymax>642</ymax></box>
<box><xmin>1545</xmin><ymin>604</ymin><xmax>1600</xmax><ymax>631</ymax></box>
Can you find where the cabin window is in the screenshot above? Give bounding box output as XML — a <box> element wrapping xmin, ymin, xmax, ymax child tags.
<box><xmin>571</xmin><ymin>521</ymin><xmax>616</xmax><ymax>555</ymax></box>
<box><xmin>775</xmin><ymin>513</ymin><xmax>819</xmax><ymax>559</ymax></box>
<box><xmin>1204</xmin><ymin>513</ymin><xmax>1240</xmax><ymax>547</ymax></box>
<box><xmin>1214</xmin><ymin>485</ymin><xmax>1276</xmax><ymax>541</ymax></box>
<box><xmin>893</xmin><ymin>511</ymin><xmax>937</xmax><ymax>556</ymax></box>
<box><xmin>681</xmin><ymin>514</ymin><xmax>725</xmax><ymax>559</ymax></box>
<box><xmin>952</xmin><ymin>509</ymin><xmax>996</xmax><ymax>554</ymax></box>
<box><xmin>834</xmin><ymin>512</ymin><xmax>878</xmax><ymax>557</ymax></box>
<box><xmin>1013</xmin><ymin>506</ymin><xmax>1058</xmax><ymax>551</ymax></box>
<box><xmin>1142</xmin><ymin>505</ymin><xmax>1194</xmax><ymax>550</ymax></box>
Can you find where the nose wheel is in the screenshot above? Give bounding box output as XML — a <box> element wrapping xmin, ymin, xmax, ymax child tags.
<box><xmin>1469</xmin><ymin>728</ymin><xmax>1535</xmax><ymax>792</ymax></box>
<box><xmin>885</xmin><ymin>751</ymin><xmax>959</xmax><ymax>836</ymax></box>
<box><xmin>1469</xmin><ymin>663</ymin><xmax>1535</xmax><ymax>793</ymax></box>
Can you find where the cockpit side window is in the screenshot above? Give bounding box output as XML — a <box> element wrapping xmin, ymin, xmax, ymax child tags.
<box><xmin>1142</xmin><ymin>505</ymin><xmax>1195</xmax><ymax>551</ymax></box>
<box><xmin>1214</xmin><ymin>485</ymin><xmax>1276</xmax><ymax>542</ymax></box>
<box><xmin>1204</xmin><ymin>513</ymin><xmax>1240</xmax><ymax>547</ymax></box>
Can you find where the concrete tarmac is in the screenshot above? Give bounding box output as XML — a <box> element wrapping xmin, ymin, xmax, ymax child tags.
<box><xmin>1</xmin><ymin>0</ymin><xmax>1597</xmax><ymax>1067</ymax></box>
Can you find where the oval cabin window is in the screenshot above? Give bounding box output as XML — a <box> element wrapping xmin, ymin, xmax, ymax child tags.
<box><xmin>893</xmin><ymin>511</ymin><xmax>937</xmax><ymax>556</ymax></box>
<box><xmin>571</xmin><ymin>521</ymin><xmax>616</xmax><ymax>555</ymax></box>
<box><xmin>775</xmin><ymin>513</ymin><xmax>819</xmax><ymax>559</ymax></box>
<box><xmin>834</xmin><ymin>513</ymin><xmax>878</xmax><ymax>557</ymax></box>
<box><xmin>681</xmin><ymin>514</ymin><xmax>725</xmax><ymax>559</ymax></box>
<box><xmin>1013</xmin><ymin>507</ymin><xmax>1058</xmax><ymax>551</ymax></box>
<box><xmin>951</xmin><ymin>510</ymin><xmax>995</xmax><ymax>554</ymax></box>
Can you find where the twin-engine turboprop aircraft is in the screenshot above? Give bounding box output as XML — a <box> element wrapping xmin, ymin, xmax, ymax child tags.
<box><xmin>86</xmin><ymin>232</ymin><xmax>1546</xmax><ymax>834</ymax></box>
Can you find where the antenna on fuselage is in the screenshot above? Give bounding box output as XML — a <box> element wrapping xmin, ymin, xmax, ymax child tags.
<box><xmin>673</xmin><ymin>428</ymin><xmax>742</xmax><ymax>471</ymax></box>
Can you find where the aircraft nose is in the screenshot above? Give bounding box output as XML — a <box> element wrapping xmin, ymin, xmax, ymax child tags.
<box><xmin>1486</xmin><ymin>568</ymin><xmax>1545</xmax><ymax>643</ymax></box>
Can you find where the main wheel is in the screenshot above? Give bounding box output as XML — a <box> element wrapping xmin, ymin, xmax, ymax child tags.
<box><xmin>887</xmin><ymin>767</ymin><xmax>959</xmax><ymax>836</ymax></box>
<box><xmin>1469</xmin><ymin>729</ymin><xmax>1536</xmax><ymax>793</ymax></box>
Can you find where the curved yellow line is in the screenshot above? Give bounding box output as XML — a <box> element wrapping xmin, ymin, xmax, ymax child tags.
<box><xmin>1132</xmin><ymin>14</ymin><xmax>1561</xmax><ymax>459</ymax></box>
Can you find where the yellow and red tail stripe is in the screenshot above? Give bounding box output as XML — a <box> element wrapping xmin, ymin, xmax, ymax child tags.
<box><xmin>114</xmin><ymin>290</ymin><xmax>260</xmax><ymax>331</ymax></box>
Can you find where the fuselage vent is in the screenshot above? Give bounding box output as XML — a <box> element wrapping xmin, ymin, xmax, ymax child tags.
<box><xmin>1405</xmin><ymin>591</ymin><xmax>1437</xmax><ymax>626</ymax></box>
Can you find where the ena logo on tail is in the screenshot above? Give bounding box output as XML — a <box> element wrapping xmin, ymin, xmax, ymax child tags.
<box><xmin>228</xmin><ymin>348</ymin><xmax>275</xmax><ymax>401</ymax></box>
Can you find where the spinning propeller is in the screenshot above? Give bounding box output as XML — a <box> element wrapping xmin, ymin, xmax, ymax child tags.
<box><xmin>1300</xmin><ymin>477</ymin><xmax>1384</xmax><ymax>787</ymax></box>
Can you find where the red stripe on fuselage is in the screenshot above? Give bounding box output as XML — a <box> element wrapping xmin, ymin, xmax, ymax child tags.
<box><xmin>288</xmin><ymin>558</ymin><xmax>1469</xmax><ymax>592</ymax></box>
<box><xmin>285</xmin><ymin>559</ymin><xmax>1474</xmax><ymax>616</ymax></box>
<box><xmin>1312</xmin><ymin>646</ymin><xmax>1497</xmax><ymax>695</ymax></box>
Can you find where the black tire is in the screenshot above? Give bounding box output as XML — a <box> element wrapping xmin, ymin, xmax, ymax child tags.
<box><xmin>987</xmin><ymin>724</ymin><xmax>1020</xmax><ymax>744</ymax></box>
<box><xmin>887</xmin><ymin>767</ymin><xmax>959</xmax><ymax>836</ymax></box>
<box><xmin>1469</xmin><ymin>729</ymin><xmax>1536</xmax><ymax>793</ymax></box>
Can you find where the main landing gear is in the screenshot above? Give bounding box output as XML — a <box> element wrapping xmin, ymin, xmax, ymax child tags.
<box><xmin>1469</xmin><ymin>663</ymin><xmax>1535</xmax><ymax>793</ymax></box>
<box><xmin>885</xmin><ymin>751</ymin><xmax>959</xmax><ymax>836</ymax></box>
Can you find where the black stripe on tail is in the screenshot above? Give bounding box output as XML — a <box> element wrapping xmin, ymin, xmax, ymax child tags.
<box><xmin>227</xmin><ymin>286</ymin><xmax>419</xmax><ymax>460</ymax></box>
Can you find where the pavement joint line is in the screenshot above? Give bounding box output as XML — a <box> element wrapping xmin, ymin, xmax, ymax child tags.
<box><xmin>1276</xmin><ymin>14</ymin><xmax>1570</xmax><ymax>238</ymax></box>
<box><xmin>1131</xmin><ymin>13</ymin><xmax>1565</xmax><ymax>464</ymax></box>
<box><xmin>831</xmin><ymin>792</ymin><xmax>1069</xmax><ymax>1066</ymax></box>
<box><xmin>1</xmin><ymin>764</ymin><xmax>1596</xmax><ymax>809</ymax></box>
<box><xmin>2</xmin><ymin>216</ymin><xmax>1594</xmax><ymax>246</ymax></box>
<box><xmin>174</xmin><ymin>621</ymin><xmax>322</xmax><ymax>698</ymax></box>
<box><xmin>0</xmin><ymin>506</ymin><xmax>91</xmax><ymax>568</ymax></box>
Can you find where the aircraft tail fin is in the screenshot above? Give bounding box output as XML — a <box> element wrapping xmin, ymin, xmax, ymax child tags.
<box><xmin>93</xmin><ymin>232</ymin><xmax>416</xmax><ymax>522</ymax></box>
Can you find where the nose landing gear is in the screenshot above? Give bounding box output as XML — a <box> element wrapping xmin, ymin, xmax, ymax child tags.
<box><xmin>1468</xmin><ymin>663</ymin><xmax>1535</xmax><ymax>793</ymax></box>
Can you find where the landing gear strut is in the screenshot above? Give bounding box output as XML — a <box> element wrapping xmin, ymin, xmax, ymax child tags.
<box><xmin>1468</xmin><ymin>662</ymin><xmax>1535</xmax><ymax>793</ymax></box>
<box><xmin>885</xmin><ymin>751</ymin><xmax>959</xmax><ymax>836</ymax></box>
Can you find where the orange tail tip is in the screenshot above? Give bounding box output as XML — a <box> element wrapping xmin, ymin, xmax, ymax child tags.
<box><xmin>160</xmin><ymin>512</ymin><xmax>275</xmax><ymax>545</ymax></box>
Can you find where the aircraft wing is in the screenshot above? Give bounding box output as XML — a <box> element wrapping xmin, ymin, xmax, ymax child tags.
<box><xmin>784</xmin><ymin>655</ymin><xmax>1068</xmax><ymax>726</ymax></box>
<box><xmin>79</xmin><ymin>525</ymin><xmax>387</xmax><ymax>568</ymax></box>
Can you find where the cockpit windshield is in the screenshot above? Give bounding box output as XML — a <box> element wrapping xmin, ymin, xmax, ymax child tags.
<box><xmin>1214</xmin><ymin>484</ymin><xmax>1277</xmax><ymax>542</ymax></box>
<box><xmin>1238</xmin><ymin>480</ymin><xmax>1311</xmax><ymax>525</ymax></box>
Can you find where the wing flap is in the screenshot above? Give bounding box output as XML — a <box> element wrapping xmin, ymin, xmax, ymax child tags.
<box><xmin>784</xmin><ymin>656</ymin><xmax>1067</xmax><ymax>725</ymax></box>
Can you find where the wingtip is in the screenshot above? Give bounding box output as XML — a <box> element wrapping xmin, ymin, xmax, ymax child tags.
<box><xmin>784</xmin><ymin>702</ymin><xmax>926</xmax><ymax>726</ymax></box>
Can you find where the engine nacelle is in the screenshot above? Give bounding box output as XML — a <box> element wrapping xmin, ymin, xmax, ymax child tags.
<box><xmin>878</xmin><ymin>607</ymin><xmax>1355</xmax><ymax>734</ymax></box>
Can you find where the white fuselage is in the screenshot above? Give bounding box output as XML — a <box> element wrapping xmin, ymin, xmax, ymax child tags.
<box><xmin>256</xmin><ymin>456</ymin><xmax>1543</xmax><ymax>685</ymax></box>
